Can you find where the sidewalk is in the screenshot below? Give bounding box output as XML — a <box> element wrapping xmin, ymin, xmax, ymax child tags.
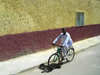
<box><xmin>0</xmin><ymin>35</ymin><xmax>100</xmax><ymax>75</ymax></box>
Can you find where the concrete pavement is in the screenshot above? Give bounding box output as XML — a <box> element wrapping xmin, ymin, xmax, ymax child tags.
<box><xmin>0</xmin><ymin>35</ymin><xmax>100</xmax><ymax>75</ymax></box>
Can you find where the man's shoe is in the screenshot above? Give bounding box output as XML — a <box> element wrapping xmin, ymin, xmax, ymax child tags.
<box><xmin>64</xmin><ymin>56</ymin><xmax>67</xmax><ymax>59</ymax></box>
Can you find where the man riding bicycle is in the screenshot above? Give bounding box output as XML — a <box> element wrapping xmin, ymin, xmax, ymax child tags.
<box><xmin>52</xmin><ymin>28</ymin><xmax>73</xmax><ymax>59</ymax></box>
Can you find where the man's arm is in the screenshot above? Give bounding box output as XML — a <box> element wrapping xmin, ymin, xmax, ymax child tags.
<box><xmin>52</xmin><ymin>33</ymin><xmax>62</xmax><ymax>44</ymax></box>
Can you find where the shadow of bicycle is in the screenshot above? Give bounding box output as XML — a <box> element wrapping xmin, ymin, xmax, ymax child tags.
<box><xmin>38</xmin><ymin>61</ymin><xmax>69</xmax><ymax>73</ymax></box>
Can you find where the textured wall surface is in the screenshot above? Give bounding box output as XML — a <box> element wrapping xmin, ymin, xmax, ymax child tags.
<box><xmin>0</xmin><ymin>0</ymin><xmax>100</xmax><ymax>35</ymax></box>
<box><xmin>0</xmin><ymin>24</ymin><xmax>100</xmax><ymax>61</ymax></box>
<box><xmin>0</xmin><ymin>0</ymin><xmax>100</xmax><ymax>61</ymax></box>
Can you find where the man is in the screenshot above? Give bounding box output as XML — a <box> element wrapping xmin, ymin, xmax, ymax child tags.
<box><xmin>52</xmin><ymin>28</ymin><xmax>73</xmax><ymax>59</ymax></box>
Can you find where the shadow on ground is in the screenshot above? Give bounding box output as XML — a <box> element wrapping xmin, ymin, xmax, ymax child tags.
<box><xmin>38</xmin><ymin>61</ymin><xmax>69</xmax><ymax>73</ymax></box>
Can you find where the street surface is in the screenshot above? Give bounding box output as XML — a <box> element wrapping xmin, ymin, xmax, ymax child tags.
<box><xmin>18</xmin><ymin>44</ymin><xmax>100</xmax><ymax>75</ymax></box>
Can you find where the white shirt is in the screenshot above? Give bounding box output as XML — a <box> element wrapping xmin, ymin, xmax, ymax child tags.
<box><xmin>53</xmin><ymin>32</ymin><xmax>73</xmax><ymax>46</ymax></box>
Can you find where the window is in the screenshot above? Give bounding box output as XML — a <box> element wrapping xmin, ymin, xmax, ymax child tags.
<box><xmin>76</xmin><ymin>12</ymin><xmax>84</xmax><ymax>26</ymax></box>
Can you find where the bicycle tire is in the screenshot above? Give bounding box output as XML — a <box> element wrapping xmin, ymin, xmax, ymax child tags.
<box><xmin>48</xmin><ymin>53</ymin><xmax>60</xmax><ymax>70</ymax></box>
<box><xmin>66</xmin><ymin>48</ymin><xmax>75</xmax><ymax>62</ymax></box>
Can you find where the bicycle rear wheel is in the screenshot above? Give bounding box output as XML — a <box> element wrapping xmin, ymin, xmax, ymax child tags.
<box><xmin>48</xmin><ymin>53</ymin><xmax>60</xmax><ymax>70</ymax></box>
<box><xmin>66</xmin><ymin>48</ymin><xmax>75</xmax><ymax>62</ymax></box>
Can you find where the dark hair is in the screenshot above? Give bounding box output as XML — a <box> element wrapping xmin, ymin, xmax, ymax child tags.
<box><xmin>62</xmin><ymin>28</ymin><xmax>66</xmax><ymax>31</ymax></box>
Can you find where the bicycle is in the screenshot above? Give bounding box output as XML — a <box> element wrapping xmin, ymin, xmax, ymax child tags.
<box><xmin>48</xmin><ymin>44</ymin><xmax>75</xmax><ymax>70</ymax></box>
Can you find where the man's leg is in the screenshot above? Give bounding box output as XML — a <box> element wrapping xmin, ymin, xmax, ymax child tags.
<box><xmin>62</xmin><ymin>44</ymin><xmax>70</xmax><ymax>59</ymax></box>
<box><xmin>62</xmin><ymin>46</ymin><xmax>67</xmax><ymax>59</ymax></box>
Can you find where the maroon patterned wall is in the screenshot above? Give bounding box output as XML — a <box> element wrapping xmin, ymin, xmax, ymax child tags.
<box><xmin>0</xmin><ymin>24</ymin><xmax>100</xmax><ymax>61</ymax></box>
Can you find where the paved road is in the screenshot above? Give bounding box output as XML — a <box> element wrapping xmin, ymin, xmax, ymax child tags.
<box><xmin>18</xmin><ymin>44</ymin><xmax>100</xmax><ymax>75</ymax></box>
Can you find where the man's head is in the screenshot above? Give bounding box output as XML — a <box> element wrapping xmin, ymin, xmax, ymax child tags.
<box><xmin>62</xmin><ymin>28</ymin><xmax>66</xmax><ymax>35</ymax></box>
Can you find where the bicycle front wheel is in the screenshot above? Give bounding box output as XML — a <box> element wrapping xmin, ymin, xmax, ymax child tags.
<box><xmin>48</xmin><ymin>53</ymin><xmax>60</xmax><ymax>70</ymax></box>
<box><xmin>66</xmin><ymin>48</ymin><xmax>75</xmax><ymax>62</ymax></box>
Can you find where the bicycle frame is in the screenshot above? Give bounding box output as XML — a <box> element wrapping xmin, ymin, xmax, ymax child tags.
<box><xmin>53</xmin><ymin>47</ymin><xmax>61</xmax><ymax>62</ymax></box>
<box><xmin>57</xmin><ymin>47</ymin><xmax>61</xmax><ymax>54</ymax></box>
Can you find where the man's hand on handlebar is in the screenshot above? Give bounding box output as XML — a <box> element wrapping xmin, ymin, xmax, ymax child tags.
<box><xmin>52</xmin><ymin>43</ymin><xmax>55</xmax><ymax>45</ymax></box>
<box><xmin>60</xmin><ymin>45</ymin><xmax>64</xmax><ymax>48</ymax></box>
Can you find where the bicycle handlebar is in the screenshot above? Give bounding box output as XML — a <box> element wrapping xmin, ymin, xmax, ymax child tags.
<box><xmin>52</xmin><ymin>44</ymin><xmax>62</xmax><ymax>47</ymax></box>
